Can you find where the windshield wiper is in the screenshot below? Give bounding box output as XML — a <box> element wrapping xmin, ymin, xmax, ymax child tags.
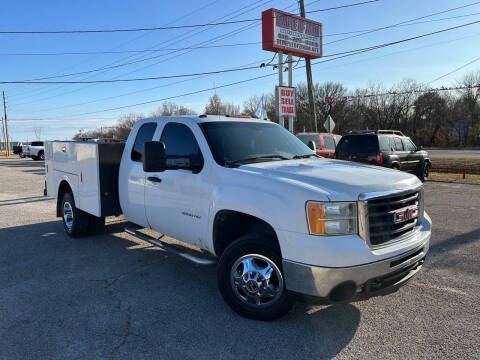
<box><xmin>291</xmin><ymin>154</ymin><xmax>319</xmax><ymax>159</ymax></box>
<box><xmin>225</xmin><ymin>155</ymin><xmax>289</xmax><ymax>166</ymax></box>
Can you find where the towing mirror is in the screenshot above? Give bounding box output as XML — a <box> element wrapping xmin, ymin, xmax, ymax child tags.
<box><xmin>307</xmin><ymin>140</ymin><xmax>317</xmax><ymax>151</ymax></box>
<box><xmin>143</xmin><ymin>141</ymin><xmax>166</xmax><ymax>172</ymax></box>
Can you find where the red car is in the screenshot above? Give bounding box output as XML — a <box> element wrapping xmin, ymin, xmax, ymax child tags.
<box><xmin>296</xmin><ymin>132</ymin><xmax>342</xmax><ymax>158</ymax></box>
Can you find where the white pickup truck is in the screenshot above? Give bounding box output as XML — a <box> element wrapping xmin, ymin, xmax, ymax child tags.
<box><xmin>45</xmin><ymin>115</ymin><xmax>431</xmax><ymax>320</ymax></box>
<box><xmin>24</xmin><ymin>141</ymin><xmax>45</xmax><ymax>160</ymax></box>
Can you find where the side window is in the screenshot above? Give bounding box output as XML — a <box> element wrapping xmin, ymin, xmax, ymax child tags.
<box><xmin>323</xmin><ymin>136</ymin><xmax>335</xmax><ymax>150</ymax></box>
<box><xmin>131</xmin><ymin>122</ymin><xmax>157</xmax><ymax>162</ymax></box>
<box><xmin>160</xmin><ymin>123</ymin><xmax>204</xmax><ymax>168</ymax></box>
<box><xmin>394</xmin><ymin>137</ymin><xmax>404</xmax><ymax>151</ymax></box>
<box><xmin>378</xmin><ymin>136</ymin><xmax>391</xmax><ymax>152</ymax></box>
<box><xmin>402</xmin><ymin>138</ymin><xmax>416</xmax><ymax>151</ymax></box>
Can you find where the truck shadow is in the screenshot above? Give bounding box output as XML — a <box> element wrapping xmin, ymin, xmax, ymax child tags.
<box><xmin>0</xmin><ymin>219</ymin><xmax>360</xmax><ymax>359</ymax></box>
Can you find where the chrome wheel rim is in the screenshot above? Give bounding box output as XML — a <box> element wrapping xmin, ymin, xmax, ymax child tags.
<box><xmin>230</xmin><ymin>254</ymin><xmax>284</xmax><ymax>307</ymax></box>
<box><xmin>63</xmin><ymin>202</ymin><xmax>74</xmax><ymax>230</ymax></box>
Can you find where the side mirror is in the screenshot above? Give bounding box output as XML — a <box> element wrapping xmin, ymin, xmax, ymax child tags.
<box><xmin>143</xmin><ymin>141</ymin><xmax>166</xmax><ymax>172</ymax></box>
<box><xmin>307</xmin><ymin>140</ymin><xmax>317</xmax><ymax>151</ymax></box>
<box><xmin>417</xmin><ymin>145</ymin><xmax>422</xmax><ymax>151</ymax></box>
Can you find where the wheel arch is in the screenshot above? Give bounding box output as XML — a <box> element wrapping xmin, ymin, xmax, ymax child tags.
<box><xmin>56</xmin><ymin>180</ymin><xmax>73</xmax><ymax>217</ymax></box>
<box><xmin>212</xmin><ymin>209</ymin><xmax>281</xmax><ymax>258</ymax></box>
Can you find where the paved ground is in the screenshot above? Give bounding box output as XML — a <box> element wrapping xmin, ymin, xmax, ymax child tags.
<box><xmin>0</xmin><ymin>158</ymin><xmax>479</xmax><ymax>360</ymax></box>
<box><xmin>427</xmin><ymin>149</ymin><xmax>480</xmax><ymax>158</ymax></box>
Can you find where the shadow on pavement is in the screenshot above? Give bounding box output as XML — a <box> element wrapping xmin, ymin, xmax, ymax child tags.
<box><xmin>0</xmin><ymin>219</ymin><xmax>360</xmax><ymax>359</ymax></box>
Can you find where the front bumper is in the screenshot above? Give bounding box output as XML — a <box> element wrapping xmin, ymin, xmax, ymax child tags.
<box><xmin>282</xmin><ymin>220</ymin><xmax>430</xmax><ymax>302</ymax></box>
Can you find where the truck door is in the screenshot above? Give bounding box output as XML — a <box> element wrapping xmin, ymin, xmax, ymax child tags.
<box><xmin>393</xmin><ymin>137</ymin><xmax>409</xmax><ymax>169</ymax></box>
<box><xmin>121</xmin><ymin>122</ymin><xmax>158</xmax><ymax>227</ymax></box>
<box><xmin>144</xmin><ymin>122</ymin><xmax>211</xmax><ymax>248</ymax></box>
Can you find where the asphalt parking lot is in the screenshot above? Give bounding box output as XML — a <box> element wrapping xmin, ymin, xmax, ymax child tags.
<box><xmin>0</xmin><ymin>158</ymin><xmax>479</xmax><ymax>360</ymax></box>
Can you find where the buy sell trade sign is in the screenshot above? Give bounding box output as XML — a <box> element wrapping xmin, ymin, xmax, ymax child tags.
<box><xmin>276</xmin><ymin>86</ymin><xmax>296</xmax><ymax>117</ymax></box>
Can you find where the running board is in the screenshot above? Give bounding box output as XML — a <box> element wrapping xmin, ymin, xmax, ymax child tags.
<box><xmin>124</xmin><ymin>227</ymin><xmax>217</xmax><ymax>266</ymax></box>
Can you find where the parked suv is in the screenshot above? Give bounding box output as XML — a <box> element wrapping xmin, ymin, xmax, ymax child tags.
<box><xmin>335</xmin><ymin>130</ymin><xmax>431</xmax><ymax>181</ymax></box>
<box><xmin>296</xmin><ymin>132</ymin><xmax>341</xmax><ymax>158</ymax></box>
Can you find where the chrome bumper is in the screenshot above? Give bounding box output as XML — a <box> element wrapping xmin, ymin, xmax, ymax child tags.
<box><xmin>283</xmin><ymin>236</ymin><xmax>429</xmax><ymax>301</ymax></box>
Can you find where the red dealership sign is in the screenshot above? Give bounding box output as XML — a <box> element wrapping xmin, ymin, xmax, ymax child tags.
<box><xmin>262</xmin><ymin>8</ymin><xmax>323</xmax><ymax>59</ymax></box>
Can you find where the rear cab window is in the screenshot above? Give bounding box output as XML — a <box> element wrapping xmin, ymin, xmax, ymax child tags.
<box><xmin>131</xmin><ymin>122</ymin><xmax>157</xmax><ymax>162</ymax></box>
<box><xmin>336</xmin><ymin>135</ymin><xmax>379</xmax><ymax>155</ymax></box>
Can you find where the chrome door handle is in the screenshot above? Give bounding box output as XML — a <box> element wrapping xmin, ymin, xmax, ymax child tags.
<box><xmin>147</xmin><ymin>176</ymin><xmax>162</xmax><ymax>183</ymax></box>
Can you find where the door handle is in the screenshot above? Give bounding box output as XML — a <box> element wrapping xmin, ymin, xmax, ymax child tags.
<box><xmin>147</xmin><ymin>176</ymin><xmax>162</xmax><ymax>183</ymax></box>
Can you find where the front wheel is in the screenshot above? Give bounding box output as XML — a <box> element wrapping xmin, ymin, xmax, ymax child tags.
<box><xmin>217</xmin><ymin>236</ymin><xmax>294</xmax><ymax>321</ymax></box>
<box><xmin>417</xmin><ymin>162</ymin><xmax>430</xmax><ymax>182</ymax></box>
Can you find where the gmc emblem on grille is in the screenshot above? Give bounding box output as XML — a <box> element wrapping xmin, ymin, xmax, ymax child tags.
<box><xmin>393</xmin><ymin>205</ymin><xmax>418</xmax><ymax>224</ymax></box>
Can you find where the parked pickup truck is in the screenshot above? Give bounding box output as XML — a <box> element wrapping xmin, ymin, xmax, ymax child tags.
<box><xmin>24</xmin><ymin>141</ymin><xmax>45</xmax><ymax>160</ymax></box>
<box><xmin>45</xmin><ymin>115</ymin><xmax>431</xmax><ymax>320</ymax></box>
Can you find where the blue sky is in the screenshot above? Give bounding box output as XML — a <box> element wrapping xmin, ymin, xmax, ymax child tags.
<box><xmin>2</xmin><ymin>0</ymin><xmax>480</xmax><ymax>141</ymax></box>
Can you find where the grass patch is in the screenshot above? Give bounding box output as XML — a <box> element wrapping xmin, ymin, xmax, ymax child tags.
<box><xmin>429</xmin><ymin>172</ymin><xmax>480</xmax><ymax>184</ymax></box>
<box><xmin>430</xmin><ymin>157</ymin><xmax>480</xmax><ymax>169</ymax></box>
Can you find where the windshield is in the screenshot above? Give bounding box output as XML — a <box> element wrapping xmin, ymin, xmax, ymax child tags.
<box><xmin>200</xmin><ymin>121</ymin><xmax>313</xmax><ymax>166</ymax></box>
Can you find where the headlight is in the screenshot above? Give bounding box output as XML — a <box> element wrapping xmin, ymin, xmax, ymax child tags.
<box><xmin>418</xmin><ymin>187</ymin><xmax>425</xmax><ymax>221</ymax></box>
<box><xmin>306</xmin><ymin>201</ymin><xmax>358</xmax><ymax>235</ymax></box>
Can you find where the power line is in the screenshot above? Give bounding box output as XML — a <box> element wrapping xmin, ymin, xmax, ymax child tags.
<box><xmin>324</xmin><ymin>1</ymin><xmax>480</xmax><ymax>45</ymax></box>
<box><xmin>6</xmin><ymin>0</ymin><xmax>273</xmax><ymax>111</ymax></box>
<box><xmin>4</xmin><ymin>11</ymin><xmax>480</xmax><ymax>58</ymax></box>
<box><xmin>4</xmin><ymin>19</ymin><xmax>480</xmax><ymax>85</ymax></box>
<box><xmin>15</xmin><ymin>22</ymin><xmax>480</xmax><ymax>120</ymax></box>
<box><xmin>0</xmin><ymin>0</ymin><xmax>380</xmax><ymax>35</ymax></box>
<box><xmin>427</xmin><ymin>55</ymin><xmax>480</xmax><ymax>84</ymax></box>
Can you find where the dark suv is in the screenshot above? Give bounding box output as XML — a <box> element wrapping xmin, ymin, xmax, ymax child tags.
<box><xmin>335</xmin><ymin>130</ymin><xmax>431</xmax><ymax>181</ymax></box>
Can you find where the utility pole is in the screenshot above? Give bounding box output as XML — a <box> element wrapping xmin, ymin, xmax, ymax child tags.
<box><xmin>298</xmin><ymin>0</ymin><xmax>318</xmax><ymax>132</ymax></box>
<box><xmin>1</xmin><ymin>116</ymin><xmax>5</xmax><ymax>151</ymax></box>
<box><xmin>2</xmin><ymin>91</ymin><xmax>10</xmax><ymax>156</ymax></box>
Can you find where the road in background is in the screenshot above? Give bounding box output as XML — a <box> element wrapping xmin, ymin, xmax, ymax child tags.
<box><xmin>427</xmin><ymin>149</ymin><xmax>480</xmax><ymax>158</ymax></box>
<box><xmin>0</xmin><ymin>158</ymin><xmax>479</xmax><ymax>359</ymax></box>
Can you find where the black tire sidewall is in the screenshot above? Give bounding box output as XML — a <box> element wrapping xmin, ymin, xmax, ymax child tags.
<box><xmin>61</xmin><ymin>192</ymin><xmax>88</xmax><ymax>237</ymax></box>
<box><xmin>217</xmin><ymin>235</ymin><xmax>293</xmax><ymax>321</ymax></box>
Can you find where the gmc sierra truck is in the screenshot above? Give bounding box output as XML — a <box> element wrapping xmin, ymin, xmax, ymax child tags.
<box><xmin>45</xmin><ymin>115</ymin><xmax>431</xmax><ymax>320</ymax></box>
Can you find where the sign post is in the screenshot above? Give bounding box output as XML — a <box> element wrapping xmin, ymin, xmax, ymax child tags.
<box><xmin>324</xmin><ymin>115</ymin><xmax>335</xmax><ymax>133</ymax></box>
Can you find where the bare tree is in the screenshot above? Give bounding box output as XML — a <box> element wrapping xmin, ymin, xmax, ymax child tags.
<box><xmin>205</xmin><ymin>94</ymin><xmax>224</xmax><ymax>115</ymax></box>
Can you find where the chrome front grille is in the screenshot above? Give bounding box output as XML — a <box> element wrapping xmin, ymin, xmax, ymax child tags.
<box><xmin>364</xmin><ymin>188</ymin><xmax>421</xmax><ymax>247</ymax></box>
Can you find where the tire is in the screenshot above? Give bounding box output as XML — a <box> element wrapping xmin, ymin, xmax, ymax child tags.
<box><xmin>38</xmin><ymin>151</ymin><xmax>45</xmax><ymax>161</ymax></box>
<box><xmin>61</xmin><ymin>192</ymin><xmax>89</xmax><ymax>238</ymax></box>
<box><xmin>89</xmin><ymin>215</ymin><xmax>105</xmax><ymax>235</ymax></box>
<box><xmin>217</xmin><ymin>235</ymin><xmax>294</xmax><ymax>321</ymax></box>
<box><xmin>417</xmin><ymin>161</ymin><xmax>430</xmax><ymax>182</ymax></box>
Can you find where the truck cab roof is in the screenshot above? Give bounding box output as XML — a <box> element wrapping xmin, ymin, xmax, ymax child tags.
<box><xmin>137</xmin><ymin>115</ymin><xmax>269</xmax><ymax>125</ymax></box>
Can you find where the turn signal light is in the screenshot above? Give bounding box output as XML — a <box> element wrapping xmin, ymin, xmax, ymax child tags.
<box><xmin>307</xmin><ymin>202</ymin><xmax>326</xmax><ymax>235</ymax></box>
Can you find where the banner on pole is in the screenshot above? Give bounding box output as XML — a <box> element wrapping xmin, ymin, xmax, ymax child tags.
<box><xmin>276</xmin><ymin>86</ymin><xmax>296</xmax><ymax>117</ymax></box>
